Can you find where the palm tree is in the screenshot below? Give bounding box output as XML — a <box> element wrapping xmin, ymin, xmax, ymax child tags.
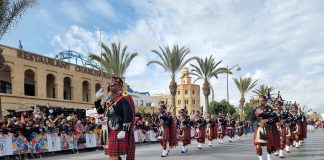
<box><xmin>252</xmin><ymin>84</ymin><xmax>275</xmax><ymax>97</ymax></box>
<box><xmin>147</xmin><ymin>45</ymin><xmax>194</xmax><ymax>116</ymax></box>
<box><xmin>89</xmin><ymin>42</ymin><xmax>138</xmax><ymax>77</ymax></box>
<box><xmin>190</xmin><ymin>56</ymin><xmax>229</xmax><ymax>115</ymax></box>
<box><xmin>233</xmin><ymin>77</ymin><xmax>258</xmax><ymax>120</ymax></box>
<box><xmin>0</xmin><ymin>0</ymin><xmax>37</xmax><ymax>39</ymax></box>
<box><xmin>0</xmin><ymin>0</ymin><xmax>37</xmax><ymax>69</ymax></box>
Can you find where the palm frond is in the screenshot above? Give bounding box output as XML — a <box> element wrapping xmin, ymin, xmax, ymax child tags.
<box><xmin>0</xmin><ymin>0</ymin><xmax>37</xmax><ymax>39</ymax></box>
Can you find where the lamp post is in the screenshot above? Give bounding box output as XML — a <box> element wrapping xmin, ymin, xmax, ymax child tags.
<box><xmin>151</xmin><ymin>103</ymin><xmax>155</xmax><ymax>114</ymax></box>
<box><xmin>226</xmin><ymin>64</ymin><xmax>241</xmax><ymax>113</ymax></box>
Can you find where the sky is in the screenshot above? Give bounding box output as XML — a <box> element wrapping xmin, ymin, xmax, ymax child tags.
<box><xmin>1</xmin><ymin>0</ymin><xmax>324</xmax><ymax>113</ymax></box>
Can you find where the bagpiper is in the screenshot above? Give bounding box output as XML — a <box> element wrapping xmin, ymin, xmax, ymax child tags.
<box><xmin>273</xmin><ymin>100</ymin><xmax>286</xmax><ymax>158</ymax></box>
<box><xmin>194</xmin><ymin>111</ymin><xmax>206</xmax><ymax>149</ymax></box>
<box><xmin>236</xmin><ymin>119</ymin><xmax>244</xmax><ymax>140</ymax></box>
<box><xmin>251</xmin><ymin>95</ymin><xmax>276</xmax><ymax>160</ymax></box>
<box><xmin>205</xmin><ymin>113</ymin><xmax>215</xmax><ymax>146</ymax></box>
<box><xmin>94</xmin><ymin>77</ymin><xmax>135</xmax><ymax>160</ymax></box>
<box><xmin>215</xmin><ymin>113</ymin><xmax>226</xmax><ymax>144</ymax></box>
<box><xmin>156</xmin><ymin>103</ymin><xmax>178</xmax><ymax>157</ymax></box>
<box><xmin>178</xmin><ymin>109</ymin><xmax>191</xmax><ymax>153</ymax></box>
<box><xmin>226</xmin><ymin>113</ymin><xmax>235</xmax><ymax>142</ymax></box>
<box><xmin>291</xmin><ymin>105</ymin><xmax>301</xmax><ymax>148</ymax></box>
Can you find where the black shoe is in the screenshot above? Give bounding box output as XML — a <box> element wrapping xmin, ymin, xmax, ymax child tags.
<box><xmin>161</xmin><ymin>155</ymin><xmax>167</xmax><ymax>157</ymax></box>
<box><xmin>198</xmin><ymin>147</ymin><xmax>202</xmax><ymax>149</ymax></box>
<box><xmin>181</xmin><ymin>150</ymin><xmax>185</xmax><ymax>153</ymax></box>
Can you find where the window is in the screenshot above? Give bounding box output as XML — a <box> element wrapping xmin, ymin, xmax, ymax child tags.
<box><xmin>179</xmin><ymin>100</ymin><xmax>181</xmax><ymax>105</ymax></box>
<box><xmin>178</xmin><ymin>91</ymin><xmax>180</xmax><ymax>95</ymax></box>
<box><xmin>0</xmin><ymin>81</ymin><xmax>12</xmax><ymax>94</ymax></box>
<box><xmin>140</xmin><ymin>100</ymin><xmax>144</xmax><ymax>106</ymax></box>
<box><xmin>193</xmin><ymin>100</ymin><xmax>195</xmax><ymax>104</ymax></box>
<box><xmin>192</xmin><ymin>91</ymin><xmax>195</xmax><ymax>95</ymax></box>
<box><xmin>185</xmin><ymin>90</ymin><xmax>188</xmax><ymax>94</ymax></box>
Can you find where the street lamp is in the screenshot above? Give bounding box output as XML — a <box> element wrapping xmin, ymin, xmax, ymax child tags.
<box><xmin>226</xmin><ymin>64</ymin><xmax>241</xmax><ymax>102</ymax></box>
<box><xmin>151</xmin><ymin>103</ymin><xmax>155</xmax><ymax>114</ymax></box>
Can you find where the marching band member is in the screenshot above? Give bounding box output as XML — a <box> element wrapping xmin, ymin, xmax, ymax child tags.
<box><xmin>156</xmin><ymin>103</ymin><xmax>178</xmax><ymax>157</ymax></box>
<box><xmin>273</xmin><ymin>100</ymin><xmax>286</xmax><ymax>158</ymax></box>
<box><xmin>216</xmin><ymin>113</ymin><xmax>226</xmax><ymax>144</ymax></box>
<box><xmin>178</xmin><ymin>109</ymin><xmax>191</xmax><ymax>153</ymax></box>
<box><xmin>236</xmin><ymin>119</ymin><xmax>244</xmax><ymax>140</ymax></box>
<box><xmin>206</xmin><ymin>113</ymin><xmax>215</xmax><ymax>146</ymax></box>
<box><xmin>226</xmin><ymin>113</ymin><xmax>235</xmax><ymax>142</ymax></box>
<box><xmin>94</xmin><ymin>77</ymin><xmax>135</xmax><ymax>160</ymax></box>
<box><xmin>194</xmin><ymin>111</ymin><xmax>206</xmax><ymax>149</ymax></box>
<box><xmin>251</xmin><ymin>95</ymin><xmax>275</xmax><ymax>160</ymax></box>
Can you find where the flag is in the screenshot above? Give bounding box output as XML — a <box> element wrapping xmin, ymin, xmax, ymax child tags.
<box><xmin>267</xmin><ymin>89</ymin><xmax>272</xmax><ymax>101</ymax></box>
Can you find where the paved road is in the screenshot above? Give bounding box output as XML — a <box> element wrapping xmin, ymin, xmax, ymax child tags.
<box><xmin>41</xmin><ymin>129</ymin><xmax>324</xmax><ymax>160</ymax></box>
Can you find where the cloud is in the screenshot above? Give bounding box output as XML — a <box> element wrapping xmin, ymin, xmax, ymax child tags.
<box><xmin>49</xmin><ymin>0</ymin><xmax>324</xmax><ymax>112</ymax></box>
<box><xmin>51</xmin><ymin>25</ymin><xmax>99</xmax><ymax>54</ymax></box>
<box><xmin>59</xmin><ymin>1</ymin><xmax>86</xmax><ymax>22</ymax></box>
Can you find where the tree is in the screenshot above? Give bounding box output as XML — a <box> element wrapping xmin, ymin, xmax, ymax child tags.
<box><xmin>0</xmin><ymin>48</ymin><xmax>4</xmax><ymax>70</ymax></box>
<box><xmin>0</xmin><ymin>0</ymin><xmax>37</xmax><ymax>120</ymax></box>
<box><xmin>147</xmin><ymin>45</ymin><xmax>194</xmax><ymax>116</ymax></box>
<box><xmin>89</xmin><ymin>42</ymin><xmax>138</xmax><ymax>77</ymax></box>
<box><xmin>209</xmin><ymin>99</ymin><xmax>236</xmax><ymax>116</ymax></box>
<box><xmin>252</xmin><ymin>84</ymin><xmax>275</xmax><ymax>97</ymax></box>
<box><xmin>243</xmin><ymin>98</ymin><xmax>259</xmax><ymax>120</ymax></box>
<box><xmin>190</xmin><ymin>56</ymin><xmax>228</xmax><ymax>115</ymax></box>
<box><xmin>233</xmin><ymin>77</ymin><xmax>258</xmax><ymax>120</ymax></box>
<box><xmin>0</xmin><ymin>0</ymin><xmax>37</xmax><ymax>39</ymax></box>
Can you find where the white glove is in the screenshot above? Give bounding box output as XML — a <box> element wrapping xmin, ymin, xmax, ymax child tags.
<box><xmin>95</xmin><ymin>88</ymin><xmax>104</xmax><ymax>99</ymax></box>
<box><xmin>117</xmin><ymin>131</ymin><xmax>126</xmax><ymax>139</ymax></box>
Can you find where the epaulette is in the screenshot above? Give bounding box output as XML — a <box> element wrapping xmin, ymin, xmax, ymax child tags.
<box><xmin>122</xmin><ymin>91</ymin><xmax>128</xmax><ymax>97</ymax></box>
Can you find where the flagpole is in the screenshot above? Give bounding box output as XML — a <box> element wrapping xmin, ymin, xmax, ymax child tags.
<box><xmin>100</xmin><ymin>29</ymin><xmax>103</xmax><ymax>83</ymax></box>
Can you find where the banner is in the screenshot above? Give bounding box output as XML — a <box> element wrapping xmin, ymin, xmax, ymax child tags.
<box><xmin>30</xmin><ymin>133</ymin><xmax>48</xmax><ymax>153</ymax></box>
<box><xmin>60</xmin><ymin>134</ymin><xmax>76</xmax><ymax>150</ymax></box>
<box><xmin>0</xmin><ymin>134</ymin><xmax>13</xmax><ymax>156</ymax></box>
<box><xmin>86</xmin><ymin>133</ymin><xmax>97</xmax><ymax>148</ymax></box>
<box><xmin>86</xmin><ymin>109</ymin><xmax>98</xmax><ymax>117</ymax></box>
<box><xmin>47</xmin><ymin>134</ymin><xmax>60</xmax><ymax>152</ymax></box>
<box><xmin>12</xmin><ymin>134</ymin><xmax>30</xmax><ymax>154</ymax></box>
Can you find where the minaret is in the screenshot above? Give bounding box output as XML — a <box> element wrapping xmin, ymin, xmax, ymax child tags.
<box><xmin>180</xmin><ymin>67</ymin><xmax>191</xmax><ymax>84</ymax></box>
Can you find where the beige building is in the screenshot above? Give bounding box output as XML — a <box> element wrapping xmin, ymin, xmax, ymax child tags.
<box><xmin>177</xmin><ymin>67</ymin><xmax>200</xmax><ymax>116</ymax></box>
<box><xmin>0</xmin><ymin>44</ymin><xmax>113</xmax><ymax>115</ymax></box>
<box><xmin>153</xmin><ymin>67</ymin><xmax>200</xmax><ymax>116</ymax></box>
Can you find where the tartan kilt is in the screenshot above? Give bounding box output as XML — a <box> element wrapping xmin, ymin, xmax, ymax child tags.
<box><xmin>195</xmin><ymin>127</ymin><xmax>206</xmax><ymax>143</ymax></box>
<box><xmin>302</xmin><ymin>123</ymin><xmax>307</xmax><ymax>139</ymax></box>
<box><xmin>105</xmin><ymin>129</ymin><xmax>129</xmax><ymax>156</ymax></box>
<box><xmin>279</xmin><ymin>127</ymin><xmax>286</xmax><ymax>150</ymax></box>
<box><xmin>226</xmin><ymin>126</ymin><xmax>235</xmax><ymax>138</ymax></box>
<box><xmin>162</xmin><ymin>125</ymin><xmax>170</xmax><ymax>141</ymax></box>
<box><xmin>272</xmin><ymin>126</ymin><xmax>280</xmax><ymax>151</ymax></box>
<box><xmin>180</xmin><ymin>128</ymin><xmax>191</xmax><ymax>145</ymax></box>
<box><xmin>237</xmin><ymin>127</ymin><xmax>244</xmax><ymax>136</ymax></box>
<box><xmin>206</xmin><ymin>126</ymin><xmax>215</xmax><ymax>141</ymax></box>
<box><xmin>213</xmin><ymin>124</ymin><xmax>218</xmax><ymax>139</ymax></box>
<box><xmin>299</xmin><ymin>124</ymin><xmax>306</xmax><ymax>140</ymax></box>
<box><xmin>253</xmin><ymin>128</ymin><xmax>274</xmax><ymax>147</ymax></box>
<box><xmin>217</xmin><ymin>125</ymin><xmax>226</xmax><ymax>139</ymax></box>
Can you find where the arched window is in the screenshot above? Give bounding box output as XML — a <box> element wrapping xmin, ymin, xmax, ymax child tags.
<box><xmin>46</xmin><ymin>74</ymin><xmax>56</xmax><ymax>98</ymax></box>
<box><xmin>0</xmin><ymin>65</ymin><xmax>12</xmax><ymax>94</ymax></box>
<box><xmin>63</xmin><ymin>77</ymin><xmax>72</xmax><ymax>100</ymax></box>
<box><xmin>82</xmin><ymin>80</ymin><xmax>90</xmax><ymax>102</ymax></box>
<box><xmin>24</xmin><ymin>69</ymin><xmax>35</xmax><ymax>96</ymax></box>
<box><xmin>95</xmin><ymin>83</ymin><xmax>101</xmax><ymax>93</ymax></box>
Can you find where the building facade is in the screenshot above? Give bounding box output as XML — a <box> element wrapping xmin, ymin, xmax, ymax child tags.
<box><xmin>0</xmin><ymin>44</ymin><xmax>113</xmax><ymax>115</ymax></box>
<box><xmin>153</xmin><ymin>67</ymin><xmax>201</xmax><ymax>116</ymax></box>
<box><xmin>129</xmin><ymin>90</ymin><xmax>160</xmax><ymax>114</ymax></box>
<box><xmin>176</xmin><ymin>67</ymin><xmax>200</xmax><ymax>116</ymax></box>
